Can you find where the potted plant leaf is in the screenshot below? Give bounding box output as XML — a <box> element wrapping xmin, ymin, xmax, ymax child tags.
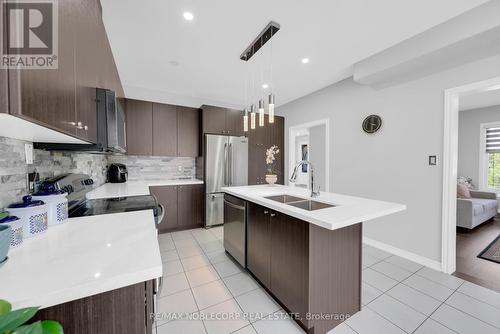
<box><xmin>0</xmin><ymin>300</ymin><xmax>63</xmax><ymax>334</ymax></box>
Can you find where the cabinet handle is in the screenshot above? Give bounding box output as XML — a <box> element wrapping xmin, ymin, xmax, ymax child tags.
<box><xmin>270</xmin><ymin>213</ymin><xmax>276</xmax><ymax>217</ymax></box>
<box><xmin>263</xmin><ymin>211</ymin><xmax>269</xmax><ymax>214</ymax></box>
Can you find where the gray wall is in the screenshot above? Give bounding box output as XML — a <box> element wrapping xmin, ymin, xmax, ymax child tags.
<box><xmin>458</xmin><ymin>105</ymin><xmax>500</xmax><ymax>188</ymax></box>
<box><xmin>277</xmin><ymin>53</ymin><xmax>500</xmax><ymax>264</ymax></box>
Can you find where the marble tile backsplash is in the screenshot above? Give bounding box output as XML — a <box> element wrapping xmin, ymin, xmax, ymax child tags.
<box><xmin>107</xmin><ymin>155</ymin><xmax>195</xmax><ymax>181</ymax></box>
<box><xmin>0</xmin><ymin>136</ymin><xmax>108</xmax><ymax>208</ymax></box>
<box><xmin>0</xmin><ymin>136</ymin><xmax>197</xmax><ymax>208</ymax></box>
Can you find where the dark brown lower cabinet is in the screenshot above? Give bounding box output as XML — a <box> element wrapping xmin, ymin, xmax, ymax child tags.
<box><xmin>247</xmin><ymin>203</ymin><xmax>271</xmax><ymax>287</ymax></box>
<box><xmin>150</xmin><ymin>185</ymin><xmax>178</xmax><ymax>233</ymax></box>
<box><xmin>178</xmin><ymin>184</ymin><xmax>204</xmax><ymax>229</ymax></box>
<box><xmin>246</xmin><ymin>201</ymin><xmax>362</xmax><ymax>334</ymax></box>
<box><xmin>32</xmin><ymin>282</ymin><xmax>153</xmax><ymax>334</ymax></box>
<box><xmin>270</xmin><ymin>211</ymin><xmax>309</xmax><ymax>329</ymax></box>
<box><xmin>150</xmin><ymin>184</ymin><xmax>203</xmax><ymax>234</ymax></box>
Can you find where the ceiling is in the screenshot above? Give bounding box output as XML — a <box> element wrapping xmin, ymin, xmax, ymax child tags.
<box><xmin>101</xmin><ymin>0</ymin><xmax>489</xmax><ymax>109</ymax></box>
<box><xmin>460</xmin><ymin>88</ymin><xmax>500</xmax><ymax>111</ymax></box>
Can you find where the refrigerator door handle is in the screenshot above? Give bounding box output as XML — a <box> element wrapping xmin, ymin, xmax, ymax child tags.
<box><xmin>229</xmin><ymin>143</ymin><xmax>233</xmax><ymax>185</ymax></box>
<box><xmin>224</xmin><ymin>143</ymin><xmax>228</xmax><ymax>186</ymax></box>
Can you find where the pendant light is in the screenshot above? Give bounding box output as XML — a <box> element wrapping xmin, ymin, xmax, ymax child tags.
<box><xmin>268</xmin><ymin>94</ymin><xmax>275</xmax><ymax>123</ymax></box>
<box><xmin>258</xmin><ymin>99</ymin><xmax>265</xmax><ymax>127</ymax></box>
<box><xmin>268</xmin><ymin>34</ymin><xmax>275</xmax><ymax>124</ymax></box>
<box><xmin>240</xmin><ymin>22</ymin><xmax>280</xmax><ymax>130</ymax></box>
<box><xmin>243</xmin><ymin>108</ymin><xmax>249</xmax><ymax>132</ymax></box>
<box><xmin>250</xmin><ymin>104</ymin><xmax>256</xmax><ymax>130</ymax></box>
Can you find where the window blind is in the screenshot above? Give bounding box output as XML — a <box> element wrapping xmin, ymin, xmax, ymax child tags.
<box><xmin>486</xmin><ymin>127</ymin><xmax>500</xmax><ymax>153</ymax></box>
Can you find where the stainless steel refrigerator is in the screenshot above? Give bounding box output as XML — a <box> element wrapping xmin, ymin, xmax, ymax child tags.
<box><xmin>205</xmin><ymin>135</ymin><xmax>248</xmax><ymax>227</ymax></box>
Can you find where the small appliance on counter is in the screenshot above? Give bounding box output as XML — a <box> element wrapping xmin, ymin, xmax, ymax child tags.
<box><xmin>7</xmin><ymin>196</ymin><xmax>48</xmax><ymax>239</ymax></box>
<box><xmin>0</xmin><ymin>211</ymin><xmax>23</xmax><ymax>248</ymax></box>
<box><xmin>107</xmin><ymin>163</ymin><xmax>128</xmax><ymax>183</ymax></box>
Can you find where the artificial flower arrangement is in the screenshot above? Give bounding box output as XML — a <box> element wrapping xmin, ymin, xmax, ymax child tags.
<box><xmin>265</xmin><ymin>146</ymin><xmax>280</xmax><ymax>185</ymax></box>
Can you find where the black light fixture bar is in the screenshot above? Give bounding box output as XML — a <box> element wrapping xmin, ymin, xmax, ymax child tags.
<box><xmin>240</xmin><ymin>21</ymin><xmax>280</xmax><ymax>61</ymax></box>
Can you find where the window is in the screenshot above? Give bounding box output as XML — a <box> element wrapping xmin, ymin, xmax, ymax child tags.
<box><xmin>481</xmin><ymin>124</ymin><xmax>500</xmax><ymax>191</ymax></box>
<box><xmin>487</xmin><ymin>152</ymin><xmax>500</xmax><ymax>189</ymax></box>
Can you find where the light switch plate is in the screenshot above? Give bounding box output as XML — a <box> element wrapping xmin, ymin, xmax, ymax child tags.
<box><xmin>25</xmin><ymin>143</ymin><xmax>33</xmax><ymax>164</ymax></box>
<box><xmin>429</xmin><ymin>155</ymin><xmax>437</xmax><ymax>166</ymax></box>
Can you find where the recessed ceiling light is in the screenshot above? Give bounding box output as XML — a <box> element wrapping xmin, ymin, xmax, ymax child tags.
<box><xmin>301</xmin><ymin>58</ymin><xmax>310</xmax><ymax>64</ymax></box>
<box><xmin>183</xmin><ymin>12</ymin><xmax>194</xmax><ymax>21</ymax></box>
<box><xmin>262</xmin><ymin>84</ymin><xmax>269</xmax><ymax>89</ymax></box>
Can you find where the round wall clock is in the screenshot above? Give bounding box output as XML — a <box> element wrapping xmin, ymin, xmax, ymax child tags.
<box><xmin>362</xmin><ymin>115</ymin><xmax>382</xmax><ymax>134</ymax></box>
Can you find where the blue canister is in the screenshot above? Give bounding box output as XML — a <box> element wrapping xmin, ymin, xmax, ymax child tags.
<box><xmin>8</xmin><ymin>196</ymin><xmax>48</xmax><ymax>239</ymax></box>
<box><xmin>0</xmin><ymin>214</ymin><xmax>23</xmax><ymax>247</ymax></box>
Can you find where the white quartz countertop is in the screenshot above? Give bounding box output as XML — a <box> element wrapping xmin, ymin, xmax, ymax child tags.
<box><xmin>86</xmin><ymin>179</ymin><xmax>204</xmax><ymax>199</ymax></box>
<box><xmin>0</xmin><ymin>210</ymin><xmax>162</xmax><ymax>309</ymax></box>
<box><xmin>222</xmin><ymin>185</ymin><xmax>406</xmax><ymax>230</ymax></box>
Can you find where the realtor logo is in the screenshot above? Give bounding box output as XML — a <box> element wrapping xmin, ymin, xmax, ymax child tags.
<box><xmin>1</xmin><ymin>0</ymin><xmax>58</xmax><ymax>69</ymax></box>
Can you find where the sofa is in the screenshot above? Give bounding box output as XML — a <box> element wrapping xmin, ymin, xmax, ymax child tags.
<box><xmin>457</xmin><ymin>190</ymin><xmax>498</xmax><ymax>229</ymax></box>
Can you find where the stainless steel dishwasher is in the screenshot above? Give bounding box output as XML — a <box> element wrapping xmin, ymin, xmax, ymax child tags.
<box><xmin>223</xmin><ymin>194</ymin><xmax>246</xmax><ymax>267</ymax></box>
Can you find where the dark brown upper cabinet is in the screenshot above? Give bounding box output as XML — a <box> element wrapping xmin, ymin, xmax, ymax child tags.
<box><xmin>153</xmin><ymin>103</ymin><xmax>177</xmax><ymax>156</ymax></box>
<box><xmin>247</xmin><ymin>115</ymin><xmax>285</xmax><ymax>185</ymax></box>
<box><xmin>8</xmin><ymin>0</ymin><xmax>77</xmax><ymax>136</ymax></box>
<box><xmin>124</xmin><ymin>100</ymin><xmax>200</xmax><ymax>157</ymax></box>
<box><xmin>201</xmin><ymin>105</ymin><xmax>245</xmax><ymax>137</ymax></box>
<box><xmin>0</xmin><ymin>69</ymin><xmax>7</xmax><ymax>114</ymax></box>
<box><xmin>177</xmin><ymin>107</ymin><xmax>200</xmax><ymax>157</ymax></box>
<box><xmin>125</xmin><ymin>100</ymin><xmax>153</xmax><ymax>155</ymax></box>
<box><xmin>5</xmin><ymin>0</ymin><xmax>123</xmax><ymax>143</ymax></box>
<box><xmin>74</xmin><ymin>0</ymin><xmax>101</xmax><ymax>143</ymax></box>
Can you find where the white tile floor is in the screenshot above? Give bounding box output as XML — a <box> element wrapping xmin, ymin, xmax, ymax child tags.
<box><xmin>155</xmin><ymin>227</ymin><xmax>500</xmax><ymax>334</ymax></box>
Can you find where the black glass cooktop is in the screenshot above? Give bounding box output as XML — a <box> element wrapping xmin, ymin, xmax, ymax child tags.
<box><xmin>69</xmin><ymin>195</ymin><xmax>159</xmax><ymax>218</ymax></box>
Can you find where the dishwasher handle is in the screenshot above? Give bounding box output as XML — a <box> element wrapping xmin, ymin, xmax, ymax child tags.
<box><xmin>223</xmin><ymin>199</ymin><xmax>245</xmax><ymax>211</ymax></box>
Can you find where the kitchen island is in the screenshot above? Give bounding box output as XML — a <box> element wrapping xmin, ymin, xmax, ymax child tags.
<box><xmin>222</xmin><ymin>185</ymin><xmax>406</xmax><ymax>334</ymax></box>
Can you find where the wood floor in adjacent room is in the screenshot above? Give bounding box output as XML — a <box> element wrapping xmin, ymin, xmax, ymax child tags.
<box><xmin>455</xmin><ymin>216</ymin><xmax>500</xmax><ymax>292</ymax></box>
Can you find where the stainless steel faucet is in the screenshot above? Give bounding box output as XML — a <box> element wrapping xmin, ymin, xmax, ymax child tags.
<box><xmin>289</xmin><ymin>160</ymin><xmax>320</xmax><ymax>198</ymax></box>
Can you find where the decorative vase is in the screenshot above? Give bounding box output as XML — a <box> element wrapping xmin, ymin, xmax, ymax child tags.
<box><xmin>265</xmin><ymin>174</ymin><xmax>278</xmax><ymax>185</ymax></box>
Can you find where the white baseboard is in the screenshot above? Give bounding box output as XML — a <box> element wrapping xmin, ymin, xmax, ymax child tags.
<box><xmin>363</xmin><ymin>237</ymin><xmax>442</xmax><ymax>272</ymax></box>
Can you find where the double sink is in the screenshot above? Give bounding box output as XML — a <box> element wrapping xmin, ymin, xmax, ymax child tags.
<box><xmin>265</xmin><ymin>194</ymin><xmax>335</xmax><ymax>211</ymax></box>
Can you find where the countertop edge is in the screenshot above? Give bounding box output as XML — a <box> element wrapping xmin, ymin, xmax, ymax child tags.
<box><xmin>33</xmin><ymin>266</ymin><xmax>163</xmax><ymax>310</ymax></box>
<box><xmin>222</xmin><ymin>187</ymin><xmax>406</xmax><ymax>230</ymax></box>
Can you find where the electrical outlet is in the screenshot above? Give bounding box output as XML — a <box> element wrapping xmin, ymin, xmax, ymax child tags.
<box><xmin>25</xmin><ymin>143</ymin><xmax>33</xmax><ymax>164</ymax></box>
<box><xmin>178</xmin><ymin>165</ymin><xmax>183</xmax><ymax>172</ymax></box>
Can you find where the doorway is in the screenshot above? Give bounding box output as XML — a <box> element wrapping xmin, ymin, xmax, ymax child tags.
<box><xmin>442</xmin><ymin>77</ymin><xmax>500</xmax><ymax>291</ymax></box>
<box><xmin>288</xmin><ymin>119</ymin><xmax>330</xmax><ymax>191</ymax></box>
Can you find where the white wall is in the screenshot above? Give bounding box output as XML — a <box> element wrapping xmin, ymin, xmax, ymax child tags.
<box><xmin>277</xmin><ymin>54</ymin><xmax>500</xmax><ymax>264</ymax></box>
<box><xmin>309</xmin><ymin>125</ymin><xmax>326</xmax><ymax>191</ymax></box>
<box><xmin>458</xmin><ymin>105</ymin><xmax>500</xmax><ymax>188</ymax></box>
